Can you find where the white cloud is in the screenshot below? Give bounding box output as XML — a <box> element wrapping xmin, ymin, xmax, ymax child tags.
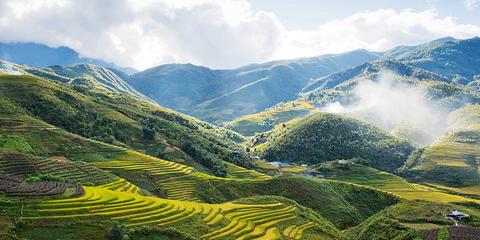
<box><xmin>464</xmin><ymin>0</ymin><xmax>478</xmax><ymax>10</ymax></box>
<box><xmin>0</xmin><ymin>1</ymin><xmax>479</xmax><ymax>70</ymax></box>
<box><xmin>322</xmin><ymin>71</ymin><xmax>449</xmax><ymax>144</ymax></box>
<box><xmin>274</xmin><ymin>9</ymin><xmax>480</xmax><ymax>60</ymax></box>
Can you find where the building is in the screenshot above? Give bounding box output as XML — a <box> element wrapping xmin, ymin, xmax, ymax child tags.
<box><xmin>447</xmin><ymin>210</ymin><xmax>470</xmax><ymax>220</ymax></box>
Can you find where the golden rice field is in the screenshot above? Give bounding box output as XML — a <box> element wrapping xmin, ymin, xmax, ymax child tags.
<box><xmin>92</xmin><ymin>151</ymin><xmax>271</xmax><ymax>202</ymax></box>
<box><xmin>19</xmin><ymin>183</ymin><xmax>320</xmax><ymax>240</ymax></box>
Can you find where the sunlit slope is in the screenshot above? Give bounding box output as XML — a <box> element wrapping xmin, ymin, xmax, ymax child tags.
<box><xmin>402</xmin><ymin>105</ymin><xmax>480</xmax><ymax>188</ymax></box>
<box><xmin>317</xmin><ymin>161</ymin><xmax>480</xmax><ymax>205</ymax></box>
<box><xmin>91</xmin><ymin>150</ymin><xmax>271</xmax><ymax>202</ymax></box>
<box><xmin>0</xmin><ymin>73</ymin><xmax>250</xmax><ymax>176</ymax></box>
<box><xmin>225</xmin><ymin>101</ymin><xmax>316</xmax><ymax>136</ymax></box>
<box><xmin>10</xmin><ymin>186</ymin><xmax>342</xmax><ymax>240</ymax></box>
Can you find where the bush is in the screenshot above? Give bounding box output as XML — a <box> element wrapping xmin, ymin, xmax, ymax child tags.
<box><xmin>108</xmin><ymin>221</ymin><xmax>123</xmax><ymax>240</ymax></box>
<box><xmin>24</xmin><ymin>174</ymin><xmax>66</xmax><ymax>183</ymax></box>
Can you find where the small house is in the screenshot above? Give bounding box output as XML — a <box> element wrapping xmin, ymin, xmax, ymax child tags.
<box><xmin>447</xmin><ymin>210</ymin><xmax>470</xmax><ymax>220</ymax></box>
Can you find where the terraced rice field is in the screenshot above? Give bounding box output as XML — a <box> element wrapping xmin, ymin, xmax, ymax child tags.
<box><xmin>92</xmin><ymin>151</ymin><xmax>271</xmax><ymax>202</ymax></box>
<box><xmin>283</xmin><ymin>222</ymin><xmax>318</xmax><ymax>240</ymax></box>
<box><xmin>0</xmin><ymin>153</ymin><xmax>117</xmax><ymax>185</ymax></box>
<box><xmin>321</xmin><ymin>163</ymin><xmax>480</xmax><ymax>205</ymax></box>
<box><xmin>0</xmin><ymin>175</ymin><xmax>83</xmax><ymax>197</ymax></box>
<box><xmin>98</xmin><ymin>178</ymin><xmax>141</xmax><ymax>195</ymax></box>
<box><xmin>0</xmin><ymin>114</ymin><xmax>58</xmax><ymax>131</ymax></box>
<box><xmin>20</xmin><ymin>185</ymin><xmax>316</xmax><ymax>239</ymax></box>
<box><xmin>226</xmin><ymin>163</ymin><xmax>271</xmax><ymax>180</ymax></box>
<box><xmin>157</xmin><ymin>175</ymin><xmax>199</xmax><ymax>202</ymax></box>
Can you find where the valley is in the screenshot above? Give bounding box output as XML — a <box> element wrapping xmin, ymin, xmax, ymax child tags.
<box><xmin>1</xmin><ymin>36</ymin><xmax>480</xmax><ymax>240</ymax></box>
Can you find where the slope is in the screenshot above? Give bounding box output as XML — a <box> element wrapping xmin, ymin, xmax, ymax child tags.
<box><xmin>401</xmin><ymin>105</ymin><xmax>480</xmax><ymax>188</ymax></box>
<box><xmin>0</xmin><ymin>73</ymin><xmax>249</xmax><ymax>177</ymax></box>
<box><xmin>127</xmin><ymin>50</ymin><xmax>380</xmax><ymax>124</ymax></box>
<box><xmin>393</xmin><ymin>36</ymin><xmax>480</xmax><ymax>83</ymax></box>
<box><xmin>250</xmin><ymin>112</ymin><xmax>414</xmax><ymax>172</ymax></box>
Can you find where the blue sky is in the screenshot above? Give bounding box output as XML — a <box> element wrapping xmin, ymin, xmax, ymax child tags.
<box><xmin>251</xmin><ymin>0</ymin><xmax>479</xmax><ymax>30</ymax></box>
<box><xmin>0</xmin><ymin>0</ymin><xmax>478</xmax><ymax>70</ymax></box>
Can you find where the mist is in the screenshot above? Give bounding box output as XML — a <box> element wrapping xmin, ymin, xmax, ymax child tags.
<box><xmin>322</xmin><ymin>71</ymin><xmax>449</xmax><ymax>145</ymax></box>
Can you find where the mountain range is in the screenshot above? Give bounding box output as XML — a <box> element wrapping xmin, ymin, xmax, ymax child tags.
<box><xmin>1</xmin><ymin>36</ymin><xmax>480</xmax><ymax>240</ymax></box>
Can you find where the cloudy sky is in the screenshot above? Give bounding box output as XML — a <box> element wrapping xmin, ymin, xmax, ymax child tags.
<box><xmin>0</xmin><ymin>0</ymin><xmax>479</xmax><ymax>70</ymax></box>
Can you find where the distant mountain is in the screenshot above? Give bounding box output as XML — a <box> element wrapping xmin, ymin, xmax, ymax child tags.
<box><xmin>301</xmin><ymin>59</ymin><xmax>450</xmax><ymax>94</ymax></box>
<box><xmin>127</xmin><ymin>63</ymin><xmax>222</xmax><ymax>111</ymax></box>
<box><xmin>391</xmin><ymin>37</ymin><xmax>480</xmax><ymax>83</ymax></box>
<box><xmin>0</xmin><ymin>60</ymin><xmax>145</xmax><ymax>99</ymax></box>
<box><xmin>300</xmin><ymin>59</ymin><xmax>480</xmax><ymax>110</ymax></box>
<box><xmin>128</xmin><ymin>49</ymin><xmax>381</xmax><ymax>124</ymax></box>
<box><xmin>0</xmin><ymin>42</ymin><xmax>137</xmax><ymax>74</ymax></box>
<box><xmin>47</xmin><ymin>64</ymin><xmax>141</xmax><ymax>94</ymax></box>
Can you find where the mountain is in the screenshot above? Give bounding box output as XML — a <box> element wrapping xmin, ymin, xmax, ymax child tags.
<box><xmin>127</xmin><ymin>49</ymin><xmax>381</xmax><ymax>124</ymax></box>
<box><xmin>249</xmin><ymin>112</ymin><xmax>414</xmax><ymax>172</ymax></box>
<box><xmin>392</xmin><ymin>37</ymin><xmax>480</xmax><ymax>83</ymax></box>
<box><xmin>0</xmin><ymin>42</ymin><xmax>137</xmax><ymax>74</ymax></box>
<box><xmin>301</xmin><ymin>59</ymin><xmax>450</xmax><ymax>94</ymax></box>
<box><xmin>47</xmin><ymin>64</ymin><xmax>141</xmax><ymax>94</ymax></box>
<box><xmin>0</xmin><ymin>68</ymin><xmax>409</xmax><ymax>240</ymax></box>
<box><xmin>0</xmin><ymin>60</ymin><xmax>146</xmax><ymax>100</ymax></box>
<box><xmin>0</xmin><ymin>73</ymin><xmax>249</xmax><ymax>177</ymax></box>
<box><xmin>401</xmin><ymin>105</ymin><xmax>480</xmax><ymax>187</ymax></box>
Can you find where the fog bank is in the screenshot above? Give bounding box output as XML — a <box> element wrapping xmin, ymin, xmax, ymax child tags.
<box><xmin>322</xmin><ymin>71</ymin><xmax>449</xmax><ymax>145</ymax></box>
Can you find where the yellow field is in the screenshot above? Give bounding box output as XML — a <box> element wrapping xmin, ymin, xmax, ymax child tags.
<box><xmin>21</xmin><ymin>183</ymin><xmax>320</xmax><ymax>240</ymax></box>
<box><xmin>280</xmin><ymin>166</ymin><xmax>307</xmax><ymax>173</ymax></box>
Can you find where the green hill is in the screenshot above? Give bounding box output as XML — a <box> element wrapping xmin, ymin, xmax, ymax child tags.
<box><xmin>346</xmin><ymin>200</ymin><xmax>480</xmax><ymax>240</ymax></box>
<box><xmin>400</xmin><ymin>105</ymin><xmax>480</xmax><ymax>188</ymax></box>
<box><xmin>191</xmin><ymin>174</ymin><xmax>399</xmax><ymax>229</ymax></box>
<box><xmin>225</xmin><ymin>101</ymin><xmax>316</xmax><ymax>136</ymax></box>
<box><xmin>0</xmin><ymin>73</ymin><xmax>248</xmax><ymax>176</ymax></box>
<box><xmin>251</xmin><ymin>112</ymin><xmax>414</xmax><ymax>172</ymax></box>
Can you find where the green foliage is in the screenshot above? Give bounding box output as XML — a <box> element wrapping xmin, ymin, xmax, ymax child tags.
<box><xmin>0</xmin><ymin>74</ymin><xmax>250</xmax><ymax>175</ymax></box>
<box><xmin>0</xmin><ymin>134</ymin><xmax>33</xmax><ymax>153</ymax></box>
<box><xmin>24</xmin><ymin>173</ymin><xmax>67</xmax><ymax>183</ymax></box>
<box><xmin>195</xmin><ymin>174</ymin><xmax>399</xmax><ymax>229</ymax></box>
<box><xmin>125</xmin><ymin>227</ymin><xmax>196</xmax><ymax>240</ymax></box>
<box><xmin>108</xmin><ymin>221</ymin><xmax>123</xmax><ymax>240</ymax></box>
<box><xmin>257</xmin><ymin>112</ymin><xmax>414</xmax><ymax>172</ymax></box>
<box><xmin>181</xmin><ymin>140</ymin><xmax>227</xmax><ymax>177</ymax></box>
<box><xmin>437</xmin><ymin>227</ymin><xmax>449</xmax><ymax>240</ymax></box>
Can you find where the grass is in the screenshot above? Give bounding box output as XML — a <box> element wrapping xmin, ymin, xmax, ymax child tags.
<box><xmin>317</xmin><ymin>162</ymin><xmax>480</xmax><ymax>205</ymax></box>
<box><xmin>225</xmin><ymin>101</ymin><xmax>315</xmax><ymax>136</ymax></box>
<box><xmin>280</xmin><ymin>166</ymin><xmax>307</xmax><ymax>173</ymax></box>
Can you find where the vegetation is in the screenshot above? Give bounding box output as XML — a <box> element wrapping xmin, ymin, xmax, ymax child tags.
<box><xmin>252</xmin><ymin>112</ymin><xmax>414</xmax><ymax>172</ymax></box>
<box><xmin>225</xmin><ymin>101</ymin><xmax>316</xmax><ymax>136</ymax></box>
<box><xmin>193</xmin><ymin>174</ymin><xmax>399</xmax><ymax>229</ymax></box>
<box><xmin>0</xmin><ymin>74</ymin><xmax>250</xmax><ymax>176</ymax></box>
<box><xmin>401</xmin><ymin>106</ymin><xmax>480</xmax><ymax>187</ymax></box>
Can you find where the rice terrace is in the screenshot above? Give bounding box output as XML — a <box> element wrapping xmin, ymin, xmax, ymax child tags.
<box><xmin>1</xmin><ymin>0</ymin><xmax>480</xmax><ymax>239</ymax></box>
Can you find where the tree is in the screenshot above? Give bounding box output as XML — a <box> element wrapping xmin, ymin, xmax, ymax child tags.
<box><xmin>108</xmin><ymin>221</ymin><xmax>123</xmax><ymax>240</ymax></box>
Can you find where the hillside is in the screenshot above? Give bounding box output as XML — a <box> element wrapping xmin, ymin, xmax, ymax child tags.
<box><xmin>225</xmin><ymin>101</ymin><xmax>316</xmax><ymax>136</ymax></box>
<box><xmin>0</xmin><ymin>75</ymin><xmax>407</xmax><ymax>239</ymax></box>
<box><xmin>394</xmin><ymin>37</ymin><xmax>480</xmax><ymax>83</ymax></box>
<box><xmin>0</xmin><ymin>60</ymin><xmax>145</xmax><ymax>100</ymax></box>
<box><xmin>127</xmin><ymin>50</ymin><xmax>380</xmax><ymax>124</ymax></box>
<box><xmin>0</xmin><ymin>73</ymin><xmax>249</xmax><ymax>176</ymax></box>
<box><xmin>251</xmin><ymin>112</ymin><xmax>414</xmax><ymax>172</ymax></box>
<box><xmin>401</xmin><ymin>105</ymin><xmax>480</xmax><ymax>188</ymax></box>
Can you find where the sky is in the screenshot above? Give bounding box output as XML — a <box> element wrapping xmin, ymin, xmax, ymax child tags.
<box><xmin>0</xmin><ymin>0</ymin><xmax>479</xmax><ymax>70</ymax></box>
